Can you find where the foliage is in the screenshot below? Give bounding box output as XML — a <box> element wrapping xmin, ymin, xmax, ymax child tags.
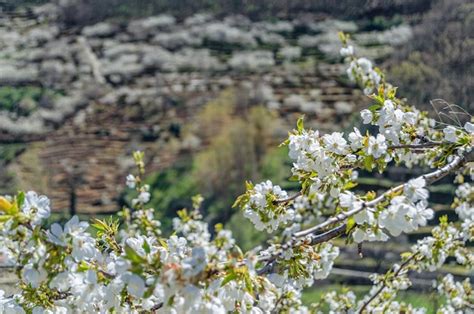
<box><xmin>389</xmin><ymin>52</ymin><xmax>448</xmax><ymax>108</ymax></box>
<box><xmin>0</xmin><ymin>87</ymin><xmax>59</xmax><ymax>117</ymax></box>
<box><xmin>136</xmin><ymin>159</ymin><xmax>197</xmax><ymax>232</ymax></box>
<box><xmin>388</xmin><ymin>0</ymin><xmax>474</xmax><ymax>110</ymax></box>
<box><xmin>0</xmin><ymin>144</ymin><xmax>26</xmax><ymax>164</ymax></box>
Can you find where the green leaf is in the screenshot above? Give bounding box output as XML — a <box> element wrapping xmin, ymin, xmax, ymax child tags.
<box><xmin>279</xmin><ymin>138</ymin><xmax>290</xmax><ymax>147</ymax></box>
<box><xmin>288</xmin><ymin>175</ymin><xmax>299</xmax><ymax>182</ymax></box>
<box><xmin>158</xmin><ymin>238</ymin><xmax>168</xmax><ymax>249</ymax></box>
<box><xmin>346</xmin><ymin>217</ymin><xmax>356</xmax><ymax>233</ymax></box>
<box><xmin>77</xmin><ymin>261</ymin><xmax>90</xmax><ymax>272</ymax></box>
<box><xmin>244</xmin><ymin>274</ymin><xmax>253</xmax><ymax>294</ymax></box>
<box><xmin>91</xmin><ymin>219</ymin><xmax>106</xmax><ymax>232</ymax></box>
<box><xmin>125</xmin><ymin>245</ymin><xmax>146</xmax><ymax>264</ymax></box>
<box><xmin>0</xmin><ymin>215</ymin><xmax>12</xmax><ymax>222</ymax></box>
<box><xmin>296</xmin><ymin>116</ymin><xmax>305</xmax><ymax>133</ymax></box>
<box><xmin>245</xmin><ymin>181</ymin><xmax>254</xmax><ymax>190</ymax></box>
<box><xmin>344</xmin><ymin>181</ymin><xmax>358</xmax><ymax>190</ymax></box>
<box><xmin>214</xmin><ymin>223</ymin><xmax>223</xmax><ymax>233</ymax></box>
<box><xmin>221</xmin><ymin>272</ymin><xmax>237</xmax><ymax>287</ymax></box>
<box><xmin>368</xmin><ymin>103</ymin><xmax>381</xmax><ymax>112</ymax></box>
<box><xmin>143</xmin><ymin>239</ymin><xmax>151</xmax><ymax>254</ymax></box>
<box><xmin>387</xmin><ymin>87</ymin><xmax>397</xmax><ymax>99</ymax></box>
<box><xmin>16</xmin><ymin>192</ymin><xmax>25</xmax><ymax>209</ymax></box>
<box><xmin>338</xmin><ymin>31</ymin><xmax>347</xmax><ymax>44</ymax></box>
<box><xmin>143</xmin><ymin>285</ymin><xmax>154</xmax><ymax>298</ymax></box>
<box><xmin>400</xmin><ymin>252</ymin><xmax>412</xmax><ymax>260</ymax></box>
<box><xmin>363</xmin><ymin>156</ymin><xmax>375</xmax><ymax>171</ymax></box>
<box><xmin>232</xmin><ymin>194</ymin><xmax>247</xmax><ymax>209</ymax></box>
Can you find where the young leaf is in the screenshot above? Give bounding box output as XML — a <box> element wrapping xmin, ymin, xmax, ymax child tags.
<box><xmin>220</xmin><ymin>272</ymin><xmax>237</xmax><ymax>287</ymax></box>
<box><xmin>346</xmin><ymin>217</ymin><xmax>356</xmax><ymax>233</ymax></box>
<box><xmin>296</xmin><ymin>116</ymin><xmax>305</xmax><ymax>133</ymax></box>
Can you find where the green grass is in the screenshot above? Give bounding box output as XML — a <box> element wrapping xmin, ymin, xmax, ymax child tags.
<box><xmin>302</xmin><ymin>284</ymin><xmax>444</xmax><ymax>313</ymax></box>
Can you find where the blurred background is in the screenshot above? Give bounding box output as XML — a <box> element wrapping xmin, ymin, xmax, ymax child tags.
<box><xmin>0</xmin><ymin>0</ymin><xmax>472</xmax><ymax>310</ymax></box>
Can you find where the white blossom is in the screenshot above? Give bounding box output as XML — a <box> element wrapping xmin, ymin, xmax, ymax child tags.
<box><xmin>339</xmin><ymin>191</ymin><xmax>362</xmax><ymax>212</ymax></box>
<box><xmin>443</xmin><ymin>126</ymin><xmax>458</xmax><ymax>143</ymax></box>
<box><xmin>126</xmin><ymin>174</ymin><xmax>136</xmax><ymax>189</ymax></box>
<box><xmin>464</xmin><ymin>122</ymin><xmax>474</xmax><ymax>134</ymax></box>
<box><xmin>360</xmin><ymin>109</ymin><xmax>373</xmax><ymax>124</ymax></box>
<box><xmin>404</xmin><ymin>177</ymin><xmax>429</xmax><ymax>202</ymax></box>
<box><xmin>126</xmin><ymin>274</ymin><xmax>146</xmax><ymax>298</ymax></box>
<box><xmin>339</xmin><ymin>45</ymin><xmax>354</xmax><ymax>57</ymax></box>
<box><xmin>22</xmin><ymin>191</ymin><xmax>51</xmax><ymax>226</ymax></box>
<box><xmin>243</xmin><ymin>180</ymin><xmax>292</xmax><ymax>232</ymax></box>
<box><xmin>323</xmin><ymin>132</ymin><xmax>349</xmax><ymax>155</ymax></box>
<box><xmin>366</xmin><ymin>134</ymin><xmax>387</xmax><ymax>158</ymax></box>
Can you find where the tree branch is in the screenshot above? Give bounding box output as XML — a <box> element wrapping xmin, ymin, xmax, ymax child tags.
<box><xmin>274</xmin><ymin>192</ymin><xmax>302</xmax><ymax>204</ymax></box>
<box><xmin>387</xmin><ymin>142</ymin><xmax>442</xmax><ymax>150</ymax></box>
<box><xmin>256</xmin><ymin>224</ymin><xmax>347</xmax><ymax>274</ymax></box>
<box><xmin>310</xmin><ymin>223</ymin><xmax>347</xmax><ymax>245</ymax></box>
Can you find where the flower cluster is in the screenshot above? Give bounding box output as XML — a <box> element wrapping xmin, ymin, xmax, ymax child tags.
<box><xmin>339</xmin><ymin>36</ymin><xmax>381</xmax><ymax>96</ymax></box>
<box><xmin>436</xmin><ymin>274</ymin><xmax>473</xmax><ymax>313</ymax></box>
<box><xmin>452</xmin><ymin>182</ymin><xmax>474</xmax><ymax>244</ymax></box>
<box><xmin>286</xmin><ymin>125</ymin><xmax>358</xmax><ymax>200</ymax></box>
<box><xmin>340</xmin><ymin>177</ymin><xmax>433</xmax><ymax>243</ymax></box>
<box><xmin>271</xmin><ymin>241</ymin><xmax>339</xmax><ymax>288</ymax></box>
<box><xmin>235</xmin><ymin>180</ymin><xmax>293</xmax><ymax>233</ymax></box>
<box><xmin>453</xmin><ymin>183</ymin><xmax>473</xmax><ymax>220</ymax></box>
<box><xmin>346</xmin><ymin>56</ymin><xmax>381</xmax><ymax>95</ymax></box>
<box><xmin>413</xmin><ymin>221</ymin><xmax>468</xmax><ymax>271</ymax></box>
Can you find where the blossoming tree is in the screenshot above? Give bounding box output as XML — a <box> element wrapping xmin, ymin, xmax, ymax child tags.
<box><xmin>0</xmin><ymin>34</ymin><xmax>473</xmax><ymax>313</ymax></box>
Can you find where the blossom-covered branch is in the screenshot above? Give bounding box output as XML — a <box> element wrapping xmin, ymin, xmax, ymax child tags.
<box><xmin>294</xmin><ymin>153</ymin><xmax>466</xmax><ymax>238</ymax></box>
<box><xmin>0</xmin><ymin>32</ymin><xmax>472</xmax><ymax>313</ymax></box>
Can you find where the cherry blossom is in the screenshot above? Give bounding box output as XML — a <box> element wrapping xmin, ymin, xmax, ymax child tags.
<box><xmin>0</xmin><ymin>33</ymin><xmax>472</xmax><ymax>314</ymax></box>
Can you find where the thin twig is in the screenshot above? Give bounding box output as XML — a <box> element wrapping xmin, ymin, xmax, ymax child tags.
<box><xmin>274</xmin><ymin>192</ymin><xmax>302</xmax><ymax>204</ymax></box>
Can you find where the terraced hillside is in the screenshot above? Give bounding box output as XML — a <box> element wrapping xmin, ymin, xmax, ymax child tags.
<box><xmin>0</xmin><ymin>5</ymin><xmax>391</xmax><ymax>214</ymax></box>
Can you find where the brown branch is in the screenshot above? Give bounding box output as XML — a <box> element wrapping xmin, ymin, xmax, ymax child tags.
<box><xmin>151</xmin><ymin>302</ymin><xmax>164</xmax><ymax>312</ymax></box>
<box><xmin>256</xmin><ymin>224</ymin><xmax>347</xmax><ymax>274</ymax></box>
<box><xmin>387</xmin><ymin>142</ymin><xmax>442</xmax><ymax>150</ymax></box>
<box><xmin>274</xmin><ymin>192</ymin><xmax>302</xmax><ymax>204</ymax></box>
<box><xmin>310</xmin><ymin>223</ymin><xmax>347</xmax><ymax>245</ymax></box>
